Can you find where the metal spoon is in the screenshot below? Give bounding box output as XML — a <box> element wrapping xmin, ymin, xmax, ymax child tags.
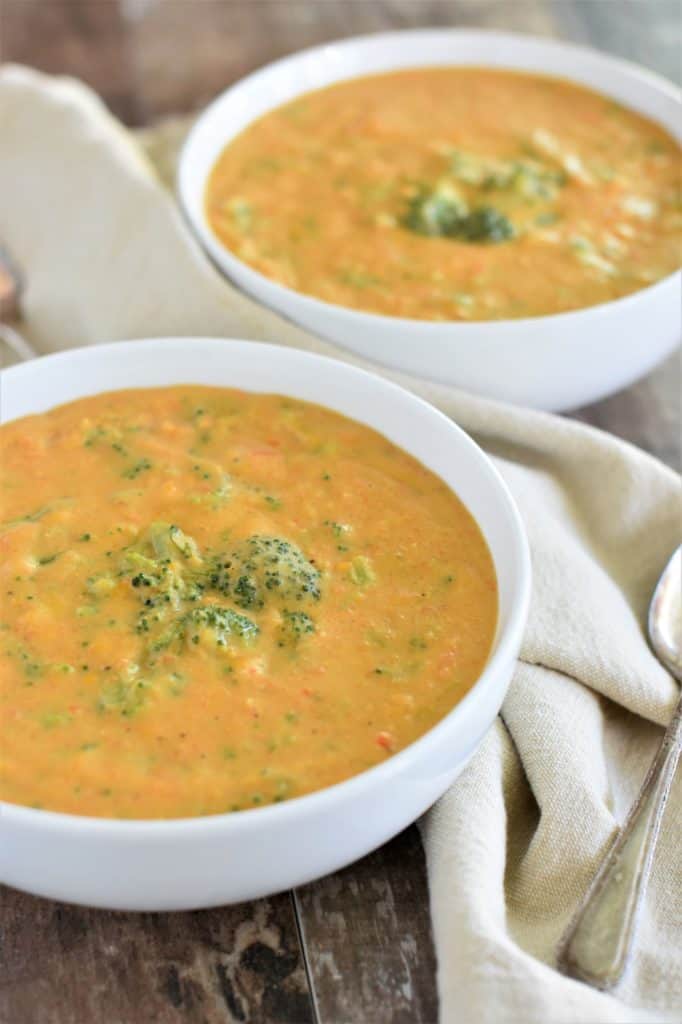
<box><xmin>558</xmin><ymin>546</ymin><xmax>682</xmax><ymax>989</ymax></box>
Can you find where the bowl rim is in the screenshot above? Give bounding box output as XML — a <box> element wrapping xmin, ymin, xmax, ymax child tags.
<box><xmin>0</xmin><ymin>337</ymin><xmax>532</xmax><ymax>836</ymax></box>
<box><xmin>178</xmin><ymin>26</ymin><xmax>682</xmax><ymax>334</ymax></box>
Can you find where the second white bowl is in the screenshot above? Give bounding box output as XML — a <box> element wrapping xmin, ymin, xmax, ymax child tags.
<box><xmin>179</xmin><ymin>29</ymin><xmax>681</xmax><ymax>412</ymax></box>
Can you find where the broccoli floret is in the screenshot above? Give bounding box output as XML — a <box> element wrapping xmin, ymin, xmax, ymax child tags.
<box><xmin>168</xmin><ymin>524</ymin><xmax>201</xmax><ymax>560</ymax></box>
<box><xmin>403</xmin><ymin>186</ymin><xmax>514</xmax><ymax>244</ymax></box>
<box><xmin>119</xmin><ymin>524</ymin><xmax>205</xmax><ymax>614</ymax></box>
<box><xmin>233</xmin><ymin>572</ymin><xmax>262</xmax><ymax>610</ymax></box>
<box><xmin>216</xmin><ymin>535</ymin><xmax>321</xmax><ymax>609</ymax></box>
<box><xmin>508</xmin><ymin>162</ymin><xmax>565</xmax><ymax>200</ymax></box>
<box><xmin>403</xmin><ymin>184</ymin><xmax>467</xmax><ymax>237</ymax></box>
<box><xmin>121</xmin><ymin>526</ymin><xmax>320</xmax><ymax>613</ymax></box>
<box><xmin>278</xmin><ymin>609</ymin><xmax>315</xmax><ymax>646</ymax></box>
<box><xmin>453</xmin><ymin>206</ymin><xmax>515</xmax><ymax>242</ymax></box>
<box><xmin>133</xmin><ymin>602</ymin><xmax>259</xmax><ymax>665</ymax></box>
<box><xmin>147</xmin><ymin>522</ymin><xmax>201</xmax><ymax>562</ymax></box>
<box><xmin>121</xmin><ymin>525</ymin><xmax>319</xmax><ymax>619</ymax></box>
<box><xmin>184</xmin><ymin>605</ymin><xmax>259</xmax><ymax>647</ymax></box>
<box><xmin>131</xmin><ymin>572</ymin><xmax>156</xmax><ymax>588</ymax></box>
<box><xmin>449</xmin><ymin>149</ymin><xmax>565</xmax><ymax>200</ymax></box>
<box><xmin>98</xmin><ymin>526</ymin><xmax>319</xmax><ymax>712</ymax></box>
<box><xmin>98</xmin><ymin>526</ymin><xmax>273</xmax><ymax>713</ymax></box>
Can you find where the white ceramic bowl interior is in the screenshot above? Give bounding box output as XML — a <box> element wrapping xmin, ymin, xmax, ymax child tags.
<box><xmin>0</xmin><ymin>338</ymin><xmax>529</xmax><ymax>910</ymax></box>
<box><xmin>179</xmin><ymin>29</ymin><xmax>681</xmax><ymax>412</ymax></box>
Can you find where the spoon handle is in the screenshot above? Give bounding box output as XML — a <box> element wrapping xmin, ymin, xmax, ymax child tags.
<box><xmin>558</xmin><ymin>696</ymin><xmax>682</xmax><ymax>990</ymax></box>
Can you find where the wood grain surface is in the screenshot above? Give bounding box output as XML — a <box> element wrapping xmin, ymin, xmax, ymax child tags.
<box><xmin>1</xmin><ymin>3</ymin><xmax>680</xmax><ymax>1023</ymax></box>
<box><xmin>1</xmin><ymin>885</ymin><xmax>312</xmax><ymax>1023</ymax></box>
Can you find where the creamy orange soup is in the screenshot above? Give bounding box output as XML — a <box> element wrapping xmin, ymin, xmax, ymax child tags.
<box><xmin>206</xmin><ymin>68</ymin><xmax>681</xmax><ymax>321</ymax></box>
<box><xmin>0</xmin><ymin>386</ymin><xmax>497</xmax><ymax>819</ymax></box>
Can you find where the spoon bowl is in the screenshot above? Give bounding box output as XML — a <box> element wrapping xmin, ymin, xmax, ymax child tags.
<box><xmin>649</xmin><ymin>547</ymin><xmax>682</xmax><ymax>680</ymax></box>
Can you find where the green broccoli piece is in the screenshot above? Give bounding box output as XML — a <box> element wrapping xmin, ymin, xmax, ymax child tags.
<box><xmin>403</xmin><ymin>184</ymin><xmax>467</xmax><ymax>237</ymax></box>
<box><xmin>508</xmin><ymin>162</ymin><xmax>565</xmax><ymax>200</ymax></box>
<box><xmin>184</xmin><ymin>605</ymin><xmax>259</xmax><ymax>647</ymax></box>
<box><xmin>278</xmin><ymin>609</ymin><xmax>315</xmax><ymax>646</ymax></box>
<box><xmin>120</xmin><ymin>526</ymin><xmax>320</xmax><ymax>613</ymax></box>
<box><xmin>453</xmin><ymin>206</ymin><xmax>515</xmax><ymax>242</ymax></box>
<box><xmin>212</xmin><ymin>535</ymin><xmax>321</xmax><ymax>610</ymax></box>
<box><xmin>145</xmin><ymin>522</ymin><xmax>201</xmax><ymax>562</ymax></box>
<box><xmin>168</xmin><ymin>524</ymin><xmax>201</xmax><ymax>560</ymax></box>
<box><xmin>130</xmin><ymin>601</ymin><xmax>258</xmax><ymax>672</ymax></box>
<box><xmin>97</xmin><ymin>526</ymin><xmax>320</xmax><ymax>712</ymax></box>
<box><xmin>130</xmin><ymin>571</ymin><xmax>157</xmax><ymax>589</ymax></box>
<box><xmin>119</xmin><ymin>524</ymin><xmax>206</xmax><ymax>615</ymax></box>
<box><xmin>403</xmin><ymin>186</ymin><xmax>514</xmax><ymax>244</ymax></box>
<box><xmin>233</xmin><ymin>572</ymin><xmax>262</xmax><ymax>609</ymax></box>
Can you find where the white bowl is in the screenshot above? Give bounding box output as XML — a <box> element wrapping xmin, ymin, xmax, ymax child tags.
<box><xmin>178</xmin><ymin>29</ymin><xmax>681</xmax><ymax>413</ymax></box>
<box><xmin>0</xmin><ymin>338</ymin><xmax>530</xmax><ymax>910</ymax></box>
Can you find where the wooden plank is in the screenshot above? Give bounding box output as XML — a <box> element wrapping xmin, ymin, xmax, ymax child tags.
<box><xmin>0</xmin><ymin>886</ymin><xmax>314</xmax><ymax>1024</ymax></box>
<box><xmin>295</xmin><ymin>827</ymin><xmax>439</xmax><ymax>1024</ymax></box>
<box><xmin>1</xmin><ymin>0</ymin><xmax>142</xmax><ymax>124</ymax></box>
<box><xmin>122</xmin><ymin>0</ymin><xmax>558</xmax><ymax>124</ymax></box>
<box><xmin>125</xmin><ymin>0</ymin><xmax>351</xmax><ymax>124</ymax></box>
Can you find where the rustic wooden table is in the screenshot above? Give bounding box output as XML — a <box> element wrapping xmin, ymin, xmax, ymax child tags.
<box><xmin>2</xmin><ymin>2</ymin><xmax>680</xmax><ymax>1022</ymax></box>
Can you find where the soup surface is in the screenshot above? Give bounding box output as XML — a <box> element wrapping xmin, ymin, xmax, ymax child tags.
<box><xmin>206</xmin><ymin>67</ymin><xmax>681</xmax><ymax>321</ymax></box>
<box><xmin>0</xmin><ymin>386</ymin><xmax>497</xmax><ymax>818</ymax></box>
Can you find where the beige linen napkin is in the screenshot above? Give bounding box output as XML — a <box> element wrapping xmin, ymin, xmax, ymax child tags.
<box><xmin>1</xmin><ymin>65</ymin><xmax>680</xmax><ymax>1023</ymax></box>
